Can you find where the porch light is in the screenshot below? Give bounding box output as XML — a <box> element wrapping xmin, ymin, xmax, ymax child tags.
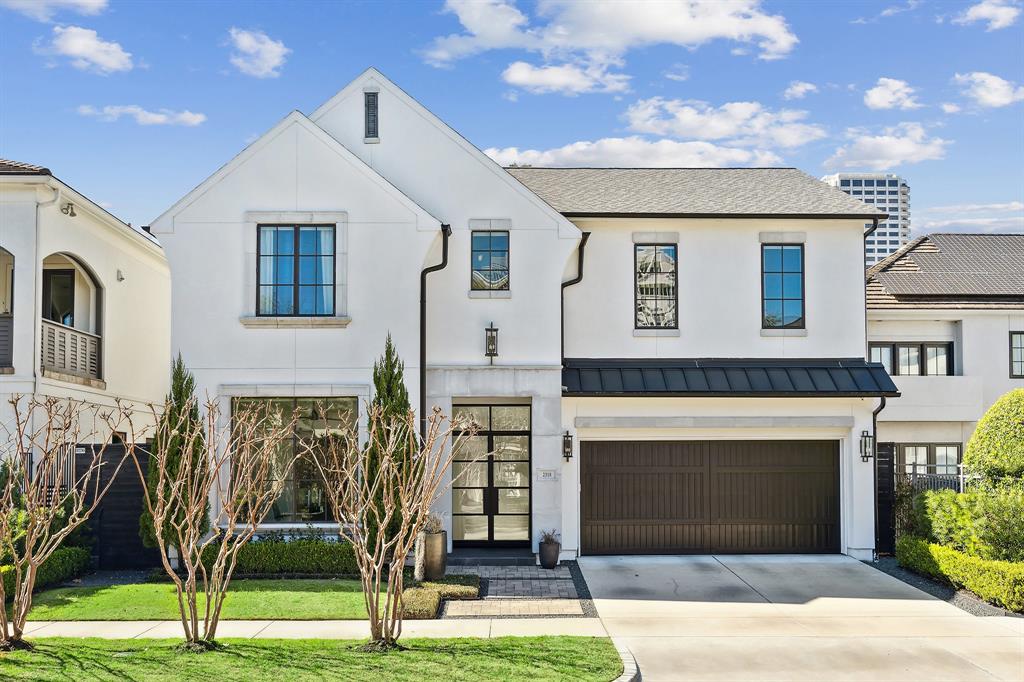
<box><xmin>484</xmin><ymin>322</ymin><xmax>498</xmax><ymax>363</ymax></box>
<box><xmin>562</xmin><ymin>431</ymin><xmax>573</xmax><ymax>461</ymax></box>
<box><xmin>860</xmin><ymin>430</ymin><xmax>875</xmax><ymax>462</ymax></box>
<box><xmin>61</xmin><ymin>202</ymin><xmax>76</xmax><ymax>217</ymax></box>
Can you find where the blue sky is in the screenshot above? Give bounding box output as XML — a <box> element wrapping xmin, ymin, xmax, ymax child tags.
<box><xmin>1</xmin><ymin>0</ymin><xmax>1022</xmax><ymax>233</ymax></box>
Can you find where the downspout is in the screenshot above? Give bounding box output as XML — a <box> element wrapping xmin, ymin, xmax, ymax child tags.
<box><xmin>34</xmin><ymin>182</ymin><xmax>62</xmax><ymax>394</ymax></box>
<box><xmin>872</xmin><ymin>395</ymin><xmax>887</xmax><ymax>559</ymax></box>
<box><xmin>863</xmin><ymin>218</ymin><xmax>879</xmax><ymax>359</ymax></box>
<box><xmin>560</xmin><ymin>232</ymin><xmax>590</xmax><ymax>362</ymax></box>
<box><xmin>419</xmin><ymin>224</ymin><xmax>451</xmax><ymax>440</ymax></box>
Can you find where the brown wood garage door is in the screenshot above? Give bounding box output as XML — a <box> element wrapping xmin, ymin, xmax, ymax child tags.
<box><xmin>581</xmin><ymin>440</ymin><xmax>840</xmax><ymax>555</ymax></box>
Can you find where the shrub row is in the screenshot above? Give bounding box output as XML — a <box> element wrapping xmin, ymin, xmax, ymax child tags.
<box><xmin>202</xmin><ymin>538</ymin><xmax>358</xmax><ymax>576</ymax></box>
<box><xmin>913</xmin><ymin>486</ymin><xmax>1024</xmax><ymax>562</ymax></box>
<box><xmin>896</xmin><ymin>536</ymin><xmax>1024</xmax><ymax>613</ymax></box>
<box><xmin>2</xmin><ymin>546</ymin><xmax>91</xmax><ymax>597</ymax></box>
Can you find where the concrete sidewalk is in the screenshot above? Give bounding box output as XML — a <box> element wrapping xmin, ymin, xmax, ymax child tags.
<box><xmin>23</xmin><ymin>617</ymin><xmax>608</xmax><ymax>640</ymax></box>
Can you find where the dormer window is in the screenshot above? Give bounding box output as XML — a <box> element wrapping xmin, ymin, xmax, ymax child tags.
<box><xmin>364</xmin><ymin>91</ymin><xmax>379</xmax><ymax>141</ymax></box>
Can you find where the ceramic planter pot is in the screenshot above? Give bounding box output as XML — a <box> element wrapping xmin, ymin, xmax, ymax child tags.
<box><xmin>539</xmin><ymin>540</ymin><xmax>560</xmax><ymax>569</ymax></box>
<box><xmin>422</xmin><ymin>531</ymin><xmax>448</xmax><ymax>581</ymax></box>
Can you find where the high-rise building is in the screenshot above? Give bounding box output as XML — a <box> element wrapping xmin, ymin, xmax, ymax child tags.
<box><xmin>821</xmin><ymin>173</ymin><xmax>910</xmax><ymax>266</ymax></box>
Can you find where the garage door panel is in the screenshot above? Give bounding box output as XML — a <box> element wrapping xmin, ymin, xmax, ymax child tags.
<box><xmin>581</xmin><ymin>440</ymin><xmax>839</xmax><ymax>555</ymax></box>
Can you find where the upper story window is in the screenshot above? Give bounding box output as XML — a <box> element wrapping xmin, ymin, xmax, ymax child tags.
<box><xmin>471</xmin><ymin>231</ymin><xmax>509</xmax><ymax>291</ymax></box>
<box><xmin>364</xmin><ymin>91</ymin><xmax>379</xmax><ymax>139</ymax></box>
<box><xmin>761</xmin><ymin>244</ymin><xmax>804</xmax><ymax>329</ymax></box>
<box><xmin>634</xmin><ymin>244</ymin><xmax>678</xmax><ymax>329</ymax></box>
<box><xmin>258</xmin><ymin>225</ymin><xmax>335</xmax><ymax>316</ymax></box>
<box><xmin>1011</xmin><ymin>332</ymin><xmax>1024</xmax><ymax>378</ymax></box>
<box><xmin>870</xmin><ymin>342</ymin><xmax>953</xmax><ymax>376</ymax></box>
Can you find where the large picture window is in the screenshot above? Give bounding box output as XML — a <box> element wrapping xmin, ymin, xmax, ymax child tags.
<box><xmin>762</xmin><ymin>244</ymin><xmax>804</xmax><ymax>329</ymax></box>
<box><xmin>635</xmin><ymin>244</ymin><xmax>677</xmax><ymax>329</ymax></box>
<box><xmin>471</xmin><ymin>231</ymin><xmax>509</xmax><ymax>291</ymax></box>
<box><xmin>232</xmin><ymin>397</ymin><xmax>357</xmax><ymax>523</ymax></box>
<box><xmin>870</xmin><ymin>342</ymin><xmax>953</xmax><ymax>376</ymax></box>
<box><xmin>257</xmin><ymin>225</ymin><xmax>335</xmax><ymax>316</ymax></box>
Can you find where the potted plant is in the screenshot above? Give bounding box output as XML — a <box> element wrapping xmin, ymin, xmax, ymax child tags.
<box><xmin>414</xmin><ymin>513</ymin><xmax>447</xmax><ymax>581</ymax></box>
<box><xmin>539</xmin><ymin>529</ymin><xmax>561</xmax><ymax>569</ymax></box>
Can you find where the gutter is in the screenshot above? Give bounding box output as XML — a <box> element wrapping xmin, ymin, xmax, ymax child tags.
<box><xmin>560</xmin><ymin>232</ymin><xmax>590</xmax><ymax>362</ymax></box>
<box><xmin>33</xmin><ymin>184</ymin><xmax>62</xmax><ymax>396</ymax></box>
<box><xmin>419</xmin><ymin>224</ymin><xmax>451</xmax><ymax>440</ymax></box>
<box><xmin>872</xmin><ymin>395</ymin><xmax>887</xmax><ymax>559</ymax></box>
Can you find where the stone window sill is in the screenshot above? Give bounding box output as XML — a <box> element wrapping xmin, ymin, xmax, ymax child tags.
<box><xmin>364</xmin><ymin>137</ymin><xmax>380</xmax><ymax>144</ymax></box>
<box><xmin>41</xmin><ymin>368</ymin><xmax>106</xmax><ymax>390</ymax></box>
<box><xmin>633</xmin><ymin>329</ymin><xmax>680</xmax><ymax>337</ymax></box>
<box><xmin>761</xmin><ymin>328</ymin><xmax>808</xmax><ymax>337</ymax></box>
<box><xmin>468</xmin><ymin>290</ymin><xmax>512</xmax><ymax>299</ymax></box>
<box><xmin>240</xmin><ymin>316</ymin><xmax>352</xmax><ymax>329</ymax></box>
<box><xmin>0</xmin><ymin>366</ymin><xmax>13</xmax><ymax>375</ymax></box>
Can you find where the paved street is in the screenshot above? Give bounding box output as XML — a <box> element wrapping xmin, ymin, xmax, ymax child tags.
<box><xmin>580</xmin><ymin>555</ymin><xmax>1023</xmax><ymax>682</ymax></box>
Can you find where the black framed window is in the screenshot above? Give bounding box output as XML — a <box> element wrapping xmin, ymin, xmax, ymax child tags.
<box><xmin>364</xmin><ymin>91</ymin><xmax>378</xmax><ymax>138</ymax></box>
<box><xmin>232</xmin><ymin>397</ymin><xmax>357</xmax><ymax>523</ymax></box>
<box><xmin>898</xmin><ymin>443</ymin><xmax>961</xmax><ymax>475</ymax></box>
<box><xmin>761</xmin><ymin>244</ymin><xmax>804</xmax><ymax>329</ymax></box>
<box><xmin>257</xmin><ymin>225</ymin><xmax>335</xmax><ymax>316</ymax></box>
<box><xmin>42</xmin><ymin>269</ymin><xmax>75</xmax><ymax>327</ymax></box>
<box><xmin>1011</xmin><ymin>332</ymin><xmax>1024</xmax><ymax>378</ymax></box>
<box><xmin>634</xmin><ymin>244</ymin><xmax>677</xmax><ymax>329</ymax></box>
<box><xmin>870</xmin><ymin>342</ymin><xmax>953</xmax><ymax>376</ymax></box>
<box><xmin>471</xmin><ymin>231</ymin><xmax>509</xmax><ymax>291</ymax></box>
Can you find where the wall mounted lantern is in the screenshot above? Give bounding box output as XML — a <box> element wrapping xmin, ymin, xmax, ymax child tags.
<box><xmin>860</xmin><ymin>430</ymin><xmax>875</xmax><ymax>463</ymax></box>
<box><xmin>484</xmin><ymin>322</ymin><xmax>498</xmax><ymax>363</ymax></box>
<box><xmin>61</xmin><ymin>202</ymin><xmax>76</xmax><ymax>217</ymax></box>
<box><xmin>562</xmin><ymin>431</ymin><xmax>573</xmax><ymax>462</ymax></box>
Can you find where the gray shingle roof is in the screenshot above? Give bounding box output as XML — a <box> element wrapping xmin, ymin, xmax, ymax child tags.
<box><xmin>562</xmin><ymin>358</ymin><xmax>899</xmax><ymax>397</ymax></box>
<box><xmin>506</xmin><ymin>167</ymin><xmax>886</xmax><ymax>218</ymax></box>
<box><xmin>0</xmin><ymin>159</ymin><xmax>50</xmax><ymax>175</ymax></box>
<box><xmin>867</xmin><ymin>233</ymin><xmax>1024</xmax><ymax>306</ymax></box>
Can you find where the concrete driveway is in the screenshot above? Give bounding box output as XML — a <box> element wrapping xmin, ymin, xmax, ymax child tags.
<box><xmin>579</xmin><ymin>555</ymin><xmax>1023</xmax><ymax>682</ymax></box>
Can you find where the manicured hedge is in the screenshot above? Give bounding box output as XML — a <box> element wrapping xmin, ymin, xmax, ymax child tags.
<box><xmin>913</xmin><ymin>486</ymin><xmax>1024</xmax><ymax>562</ymax></box>
<box><xmin>2</xmin><ymin>546</ymin><xmax>91</xmax><ymax>597</ymax></box>
<box><xmin>964</xmin><ymin>388</ymin><xmax>1024</xmax><ymax>482</ymax></box>
<box><xmin>202</xmin><ymin>538</ymin><xmax>358</xmax><ymax>576</ymax></box>
<box><xmin>896</xmin><ymin>536</ymin><xmax>1024</xmax><ymax>612</ymax></box>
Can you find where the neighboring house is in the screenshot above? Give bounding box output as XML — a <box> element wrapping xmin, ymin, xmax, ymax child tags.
<box><xmin>153</xmin><ymin>68</ymin><xmax>897</xmax><ymax>561</ymax></box>
<box><xmin>0</xmin><ymin>159</ymin><xmax>171</xmax><ymax>429</ymax></box>
<box><xmin>867</xmin><ymin>233</ymin><xmax>1024</xmax><ymax>474</ymax></box>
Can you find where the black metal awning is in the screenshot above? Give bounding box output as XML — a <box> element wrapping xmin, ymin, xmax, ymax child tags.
<box><xmin>562</xmin><ymin>358</ymin><xmax>900</xmax><ymax>398</ymax></box>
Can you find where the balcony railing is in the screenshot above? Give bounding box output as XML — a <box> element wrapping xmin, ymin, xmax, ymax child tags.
<box><xmin>0</xmin><ymin>314</ymin><xmax>11</xmax><ymax>368</ymax></box>
<box><xmin>40</xmin><ymin>318</ymin><xmax>101</xmax><ymax>381</ymax></box>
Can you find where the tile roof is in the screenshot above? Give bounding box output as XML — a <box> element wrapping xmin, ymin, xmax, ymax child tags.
<box><xmin>867</xmin><ymin>233</ymin><xmax>1024</xmax><ymax>308</ymax></box>
<box><xmin>0</xmin><ymin>159</ymin><xmax>50</xmax><ymax>175</ymax></box>
<box><xmin>562</xmin><ymin>358</ymin><xmax>899</xmax><ymax>397</ymax></box>
<box><xmin>506</xmin><ymin>167</ymin><xmax>886</xmax><ymax>218</ymax></box>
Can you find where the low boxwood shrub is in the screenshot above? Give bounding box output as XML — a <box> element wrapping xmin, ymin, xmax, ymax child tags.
<box><xmin>403</xmin><ymin>575</ymin><xmax>480</xmax><ymax>619</ymax></box>
<box><xmin>913</xmin><ymin>485</ymin><xmax>1024</xmax><ymax>562</ymax></box>
<box><xmin>201</xmin><ymin>536</ymin><xmax>358</xmax><ymax>576</ymax></box>
<box><xmin>2</xmin><ymin>546</ymin><xmax>91</xmax><ymax>597</ymax></box>
<box><xmin>896</xmin><ymin>535</ymin><xmax>1024</xmax><ymax>612</ymax></box>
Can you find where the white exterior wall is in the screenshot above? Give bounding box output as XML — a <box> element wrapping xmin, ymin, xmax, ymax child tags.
<box><xmin>871</xmin><ymin>309</ymin><xmax>1024</xmax><ymax>447</ymax></box>
<box><xmin>564</xmin><ymin>217</ymin><xmax>868</xmax><ymax>358</ymax></box>
<box><xmin>0</xmin><ymin>179</ymin><xmax>171</xmax><ymax>438</ymax></box>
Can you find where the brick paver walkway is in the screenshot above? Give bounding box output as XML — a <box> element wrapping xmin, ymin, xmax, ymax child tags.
<box><xmin>444</xmin><ymin>563</ymin><xmax>584</xmax><ymax>618</ymax></box>
<box><xmin>445</xmin><ymin>598</ymin><xmax>583</xmax><ymax>617</ymax></box>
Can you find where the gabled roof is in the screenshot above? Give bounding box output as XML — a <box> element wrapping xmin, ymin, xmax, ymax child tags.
<box><xmin>867</xmin><ymin>233</ymin><xmax>1024</xmax><ymax>309</ymax></box>
<box><xmin>562</xmin><ymin>358</ymin><xmax>899</xmax><ymax>397</ymax></box>
<box><xmin>150</xmin><ymin>109</ymin><xmax>442</xmax><ymax>230</ymax></box>
<box><xmin>506</xmin><ymin>167</ymin><xmax>887</xmax><ymax>219</ymax></box>
<box><xmin>0</xmin><ymin>159</ymin><xmax>51</xmax><ymax>175</ymax></box>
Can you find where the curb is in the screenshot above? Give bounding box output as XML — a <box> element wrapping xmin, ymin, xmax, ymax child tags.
<box><xmin>612</xmin><ymin>637</ymin><xmax>641</xmax><ymax>681</ymax></box>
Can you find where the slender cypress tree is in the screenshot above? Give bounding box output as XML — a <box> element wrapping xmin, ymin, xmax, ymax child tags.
<box><xmin>367</xmin><ymin>334</ymin><xmax>411</xmax><ymax>545</ymax></box>
<box><xmin>139</xmin><ymin>353</ymin><xmax>210</xmax><ymax>550</ymax></box>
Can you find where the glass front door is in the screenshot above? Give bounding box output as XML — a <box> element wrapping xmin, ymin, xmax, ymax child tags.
<box><xmin>451</xmin><ymin>404</ymin><xmax>531</xmax><ymax>546</ymax></box>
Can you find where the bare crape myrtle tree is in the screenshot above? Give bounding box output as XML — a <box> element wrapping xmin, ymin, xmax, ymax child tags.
<box><xmin>0</xmin><ymin>396</ymin><xmax>136</xmax><ymax>651</ymax></box>
<box><xmin>313</xmin><ymin>405</ymin><xmax>476</xmax><ymax>651</ymax></box>
<box><xmin>130</xmin><ymin>397</ymin><xmax>304</xmax><ymax>650</ymax></box>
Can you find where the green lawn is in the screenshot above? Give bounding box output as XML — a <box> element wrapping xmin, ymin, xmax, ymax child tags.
<box><xmin>0</xmin><ymin>637</ymin><xmax>622</xmax><ymax>681</ymax></box>
<box><xmin>26</xmin><ymin>577</ymin><xmax>478</xmax><ymax>621</ymax></box>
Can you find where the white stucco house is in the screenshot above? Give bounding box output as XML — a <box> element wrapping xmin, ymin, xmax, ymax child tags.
<box><xmin>867</xmin><ymin>233</ymin><xmax>1024</xmax><ymax>474</ymax></box>
<box><xmin>152</xmin><ymin>68</ymin><xmax>898</xmax><ymax>561</ymax></box>
<box><xmin>0</xmin><ymin>159</ymin><xmax>171</xmax><ymax>436</ymax></box>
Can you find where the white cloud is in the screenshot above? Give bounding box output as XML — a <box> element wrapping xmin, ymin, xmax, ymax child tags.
<box><xmin>954</xmin><ymin>71</ymin><xmax>1024</xmax><ymax>107</ymax></box>
<box><xmin>38</xmin><ymin>25</ymin><xmax>131</xmax><ymax>74</ymax></box>
<box><xmin>824</xmin><ymin>122</ymin><xmax>950</xmax><ymax>170</ymax></box>
<box><xmin>924</xmin><ymin>201</ymin><xmax>1024</xmax><ymax>213</ymax></box>
<box><xmin>940</xmin><ymin>102</ymin><xmax>961</xmax><ymax>113</ymax></box>
<box><xmin>77</xmin><ymin>104</ymin><xmax>206</xmax><ymax>126</ymax></box>
<box><xmin>782</xmin><ymin>80</ymin><xmax>817</xmax><ymax>100</ymax></box>
<box><xmin>228</xmin><ymin>27</ymin><xmax>290</xmax><ymax>78</ymax></box>
<box><xmin>485</xmin><ymin>136</ymin><xmax>782</xmax><ymax>167</ymax></box>
<box><xmin>502</xmin><ymin>61</ymin><xmax>629</xmax><ymax>94</ymax></box>
<box><xmin>625</xmin><ymin>97</ymin><xmax>826</xmax><ymax>148</ymax></box>
<box><xmin>0</xmin><ymin>0</ymin><xmax>104</xmax><ymax>21</ymax></box>
<box><xmin>863</xmin><ymin>77</ymin><xmax>922</xmax><ymax>110</ymax></box>
<box><xmin>917</xmin><ymin>216</ymin><xmax>1024</xmax><ymax>233</ymax></box>
<box><xmin>881</xmin><ymin>0</ymin><xmax>923</xmax><ymax>17</ymax></box>
<box><xmin>424</xmin><ymin>0</ymin><xmax>797</xmax><ymax>95</ymax></box>
<box><xmin>952</xmin><ymin>0</ymin><xmax>1020</xmax><ymax>30</ymax></box>
<box><xmin>663</xmin><ymin>64</ymin><xmax>690</xmax><ymax>82</ymax></box>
